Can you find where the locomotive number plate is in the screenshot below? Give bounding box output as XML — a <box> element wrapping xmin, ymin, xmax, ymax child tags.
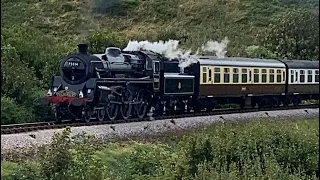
<box><xmin>56</xmin><ymin>90</ymin><xmax>77</xmax><ymax>97</ymax></box>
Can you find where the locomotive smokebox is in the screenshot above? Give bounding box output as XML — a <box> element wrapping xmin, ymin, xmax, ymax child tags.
<box><xmin>77</xmin><ymin>44</ymin><xmax>88</xmax><ymax>54</ymax></box>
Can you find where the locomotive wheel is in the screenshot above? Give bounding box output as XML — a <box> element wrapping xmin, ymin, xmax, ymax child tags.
<box><xmin>135</xmin><ymin>89</ymin><xmax>148</xmax><ymax>119</ymax></box>
<box><xmin>120</xmin><ymin>89</ymin><xmax>133</xmax><ymax>121</ymax></box>
<box><xmin>96</xmin><ymin>108</ymin><xmax>105</xmax><ymax>122</ymax></box>
<box><xmin>53</xmin><ymin>105</ymin><xmax>62</xmax><ymax>123</ymax></box>
<box><xmin>82</xmin><ymin>106</ymin><xmax>92</xmax><ymax>123</ymax></box>
<box><xmin>106</xmin><ymin>103</ymin><xmax>118</xmax><ymax>122</ymax></box>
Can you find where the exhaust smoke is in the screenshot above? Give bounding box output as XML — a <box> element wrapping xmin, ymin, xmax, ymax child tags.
<box><xmin>123</xmin><ymin>37</ymin><xmax>230</xmax><ymax>71</ymax></box>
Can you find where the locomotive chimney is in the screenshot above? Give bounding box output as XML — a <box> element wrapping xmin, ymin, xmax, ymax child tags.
<box><xmin>77</xmin><ymin>44</ymin><xmax>88</xmax><ymax>54</ymax></box>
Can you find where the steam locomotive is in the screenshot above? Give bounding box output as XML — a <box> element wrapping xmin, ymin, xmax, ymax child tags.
<box><xmin>42</xmin><ymin>44</ymin><xmax>197</xmax><ymax>122</ymax></box>
<box><xmin>41</xmin><ymin>44</ymin><xmax>319</xmax><ymax>123</ymax></box>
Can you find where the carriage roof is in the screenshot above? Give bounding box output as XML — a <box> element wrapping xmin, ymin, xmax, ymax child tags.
<box><xmin>196</xmin><ymin>56</ymin><xmax>286</xmax><ymax>68</ymax></box>
<box><xmin>280</xmin><ymin>60</ymin><xmax>319</xmax><ymax>69</ymax></box>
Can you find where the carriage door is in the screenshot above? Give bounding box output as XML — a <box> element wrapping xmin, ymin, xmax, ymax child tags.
<box><xmin>153</xmin><ymin>61</ymin><xmax>160</xmax><ymax>91</ymax></box>
<box><xmin>293</xmin><ymin>69</ymin><xmax>299</xmax><ymax>84</ymax></box>
<box><xmin>248</xmin><ymin>68</ymin><xmax>253</xmax><ymax>84</ymax></box>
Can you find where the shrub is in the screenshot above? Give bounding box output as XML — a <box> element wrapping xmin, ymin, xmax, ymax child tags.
<box><xmin>1</xmin><ymin>96</ymin><xmax>35</xmax><ymax>125</ymax></box>
<box><xmin>98</xmin><ymin>142</ymin><xmax>175</xmax><ymax>180</ymax></box>
<box><xmin>39</xmin><ymin>128</ymin><xmax>105</xmax><ymax>180</ymax></box>
<box><xmin>87</xmin><ymin>29</ymin><xmax>127</xmax><ymax>53</ymax></box>
<box><xmin>245</xmin><ymin>45</ymin><xmax>277</xmax><ymax>59</ymax></box>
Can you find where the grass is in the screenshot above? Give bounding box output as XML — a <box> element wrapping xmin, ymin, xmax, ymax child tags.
<box><xmin>2</xmin><ymin>0</ymin><xmax>319</xmax><ymax>56</ymax></box>
<box><xmin>1</xmin><ymin>117</ymin><xmax>319</xmax><ymax>179</ymax></box>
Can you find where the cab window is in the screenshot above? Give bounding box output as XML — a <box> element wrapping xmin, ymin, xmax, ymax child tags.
<box><xmin>154</xmin><ymin>62</ymin><xmax>160</xmax><ymax>73</ymax></box>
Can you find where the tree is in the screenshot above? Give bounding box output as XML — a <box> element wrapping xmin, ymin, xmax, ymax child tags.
<box><xmin>1</xmin><ymin>40</ymin><xmax>38</xmax><ymax>104</ymax></box>
<box><xmin>261</xmin><ymin>8</ymin><xmax>319</xmax><ymax>60</ymax></box>
<box><xmin>86</xmin><ymin>29</ymin><xmax>127</xmax><ymax>53</ymax></box>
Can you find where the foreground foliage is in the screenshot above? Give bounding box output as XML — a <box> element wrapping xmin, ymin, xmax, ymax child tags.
<box><xmin>1</xmin><ymin>118</ymin><xmax>319</xmax><ymax>179</ymax></box>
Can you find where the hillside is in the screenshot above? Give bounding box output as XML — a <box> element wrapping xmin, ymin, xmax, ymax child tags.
<box><xmin>1</xmin><ymin>0</ymin><xmax>319</xmax><ymax>124</ymax></box>
<box><xmin>2</xmin><ymin>0</ymin><xmax>319</xmax><ymax>55</ymax></box>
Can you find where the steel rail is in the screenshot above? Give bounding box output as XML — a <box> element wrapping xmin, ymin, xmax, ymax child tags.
<box><xmin>1</xmin><ymin>104</ymin><xmax>318</xmax><ymax>135</ymax></box>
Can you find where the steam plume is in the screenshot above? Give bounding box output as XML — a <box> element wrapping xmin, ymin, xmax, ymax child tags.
<box><xmin>201</xmin><ymin>37</ymin><xmax>230</xmax><ymax>58</ymax></box>
<box><xmin>123</xmin><ymin>37</ymin><xmax>230</xmax><ymax>71</ymax></box>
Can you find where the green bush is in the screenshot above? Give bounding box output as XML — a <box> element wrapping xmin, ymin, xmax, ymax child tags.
<box><xmin>39</xmin><ymin>128</ymin><xmax>105</xmax><ymax>180</ymax></box>
<box><xmin>1</xmin><ymin>96</ymin><xmax>35</xmax><ymax>125</ymax></box>
<box><xmin>245</xmin><ymin>45</ymin><xmax>277</xmax><ymax>59</ymax></box>
<box><xmin>87</xmin><ymin>29</ymin><xmax>127</xmax><ymax>53</ymax></box>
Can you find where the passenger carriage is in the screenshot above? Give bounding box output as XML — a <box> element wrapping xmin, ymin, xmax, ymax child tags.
<box><xmin>196</xmin><ymin>56</ymin><xmax>287</xmax><ymax>109</ymax></box>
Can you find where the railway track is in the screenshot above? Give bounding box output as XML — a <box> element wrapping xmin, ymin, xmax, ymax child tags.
<box><xmin>1</xmin><ymin>104</ymin><xmax>318</xmax><ymax>135</ymax></box>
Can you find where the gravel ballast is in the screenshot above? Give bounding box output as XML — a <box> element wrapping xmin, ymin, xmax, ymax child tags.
<box><xmin>1</xmin><ymin>108</ymin><xmax>319</xmax><ymax>151</ymax></box>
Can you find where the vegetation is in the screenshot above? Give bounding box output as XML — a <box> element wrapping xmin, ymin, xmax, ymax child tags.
<box><xmin>1</xmin><ymin>0</ymin><xmax>319</xmax><ymax>124</ymax></box>
<box><xmin>1</xmin><ymin>118</ymin><xmax>319</xmax><ymax>179</ymax></box>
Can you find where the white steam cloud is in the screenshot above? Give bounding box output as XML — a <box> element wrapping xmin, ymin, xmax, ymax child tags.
<box><xmin>123</xmin><ymin>37</ymin><xmax>230</xmax><ymax>72</ymax></box>
<box><xmin>201</xmin><ymin>37</ymin><xmax>230</xmax><ymax>58</ymax></box>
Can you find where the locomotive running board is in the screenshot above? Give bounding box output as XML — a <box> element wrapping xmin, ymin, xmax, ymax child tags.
<box><xmin>97</xmin><ymin>77</ymin><xmax>153</xmax><ymax>84</ymax></box>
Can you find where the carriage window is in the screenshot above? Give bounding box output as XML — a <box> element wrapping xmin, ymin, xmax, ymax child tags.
<box><xmin>282</xmin><ymin>70</ymin><xmax>285</xmax><ymax>82</ymax></box>
<box><xmin>316</xmin><ymin>70</ymin><xmax>319</xmax><ymax>82</ymax></box>
<box><xmin>242</xmin><ymin>68</ymin><xmax>247</xmax><ymax>83</ymax></box>
<box><xmin>208</xmin><ymin>69</ymin><xmax>212</xmax><ymax>81</ymax></box>
<box><xmin>300</xmin><ymin>70</ymin><xmax>305</xmax><ymax>83</ymax></box>
<box><xmin>202</xmin><ymin>67</ymin><xmax>207</xmax><ymax>83</ymax></box>
<box><xmin>224</xmin><ymin>68</ymin><xmax>230</xmax><ymax>83</ymax></box>
<box><xmin>277</xmin><ymin>70</ymin><xmax>282</xmax><ymax>83</ymax></box>
<box><xmin>203</xmin><ymin>67</ymin><xmax>207</xmax><ymax>72</ymax></box>
<box><xmin>233</xmin><ymin>68</ymin><xmax>239</xmax><ymax>83</ymax></box>
<box><xmin>214</xmin><ymin>67</ymin><xmax>220</xmax><ymax>83</ymax></box>
<box><xmin>254</xmin><ymin>69</ymin><xmax>259</xmax><ymax>83</ymax></box>
<box><xmin>261</xmin><ymin>69</ymin><xmax>267</xmax><ymax>83</ymax></box>
<box><xmin>290</xmin><ymin>70</ymin><xmax>294</xmax><ymax>83</ymax></box>
<box><xmin>269</xmin><ymin>69</ymin><xmax>275</xmax><ymax>83</ymax></box>
<box><xmin>307</xmin><ymin>70</ymin><xmax>313</xmax><ymax>82</ymax></box>
<box><xmin>295</xmin><ymin>71</ymin><xmax>298</xmax><ymax>82</ymax></box>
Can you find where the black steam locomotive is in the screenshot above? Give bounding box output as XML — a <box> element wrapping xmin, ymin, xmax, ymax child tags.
<box><xmin>42</xmin><ymin>44</ymin><xmax>197</xmax><ymax>122</ymax></box>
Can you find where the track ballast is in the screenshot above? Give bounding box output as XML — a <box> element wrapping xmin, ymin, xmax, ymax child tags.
<box><xmin>1</xmin><ymin>104</ymin><xmax>318</xmax><ymax>135</ymax></box>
